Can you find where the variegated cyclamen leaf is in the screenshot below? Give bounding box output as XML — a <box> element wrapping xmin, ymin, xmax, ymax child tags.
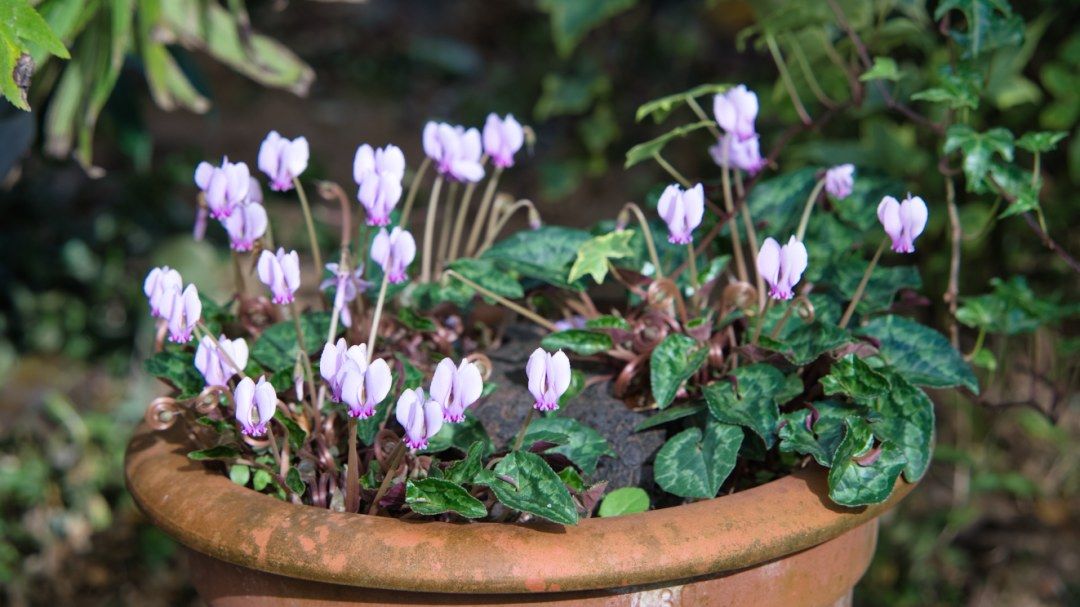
<box><xmin>827</xmin><ymin>418</ymin><xmax>906</xmax><ymax>507</ymax></box>
<box><xmin>703</xmin><ymin>364</ymin><xmax>787</xmax><ymax>447</ymax></box>
<box><xmin>820</xmin><ymin>354</ymin><xmax>891</xmax><ymax>402</ymax></box>
<box><xmin>406</xmin><ymin>478</ymin><xmax>487</xmax><ymax>519</ymax></box>
<box><xmin>861</xmin><ymin>315</ymin><xmax>979</xmax><ymax>393</ymax></box>
<box><xmin>654</xmin><ymin>422</ymin><xmax>742</xmax><ymax>499</ymax></box>
<box><xmin>486</xmin><ymin>450</ymin><xmax>579</xmax><ymax>525</ymax></box>
<box><xmin>650</xmin><ymin>334</ymin><xmax>708</xmax><ymax>409</ymax></box>
<box><xmin>778</xmin><ymin>401</ymin><xmax>865</xmax><ymax>467</ymax></box>
<box><xmin>523</xmin><ymin>416</ymin><xmax>615</xmax><ymax>475</ymax></box>
<box><xmin>866</xmin><ymin>368</ymin><xmax>935</xmax><ymax>482</ymax></box>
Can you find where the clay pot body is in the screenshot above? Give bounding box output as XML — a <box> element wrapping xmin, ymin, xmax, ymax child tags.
<box><xmin>125</xmin><ymin>423</ymin><xmax>913</xmax><ymax>607</ymax></box>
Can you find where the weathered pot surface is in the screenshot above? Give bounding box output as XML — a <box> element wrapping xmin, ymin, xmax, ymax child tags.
<box><xmin>125</xmin><ymin>422</ymin><xmax>915</xmax><ymax>606</ymax></box>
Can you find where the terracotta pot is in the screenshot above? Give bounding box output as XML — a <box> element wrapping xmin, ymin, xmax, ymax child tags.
<box><xmin>125</xmin><ymin>422</ymin><xmax>915</xmax><ymax>607</ymax></box>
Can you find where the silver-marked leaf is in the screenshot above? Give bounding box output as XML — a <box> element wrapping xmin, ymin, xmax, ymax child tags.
<box><xmin>406</xmin><ymin>478</ymin><xmax>487</xmax><ymax>519</ymax></box>
<box><xmin>862</xmin><ymin>315</ymin><xmax>979</xmax><ymax>393</ymax></box>
<box><xmin>827</xmin><ymin>418</ymin><xmax>906</xmax><ymax>507</ymax></box>
<box><xmin>778</xmin><ymin>401</ymin><xmax>864</xmax><ymax>467</ymax></box>
<box><xmin>541</xmin><ymin>330</ymin><xmax>613</xmax><ymax>356</ymax></box>
<box><xmin>654</xmin><ymin>421</ymin><xmax>742</xmax><ymax>499</ymax></box>
<box><xmin>650</xmin><ymin>334</ymin><xmax>708</xmax><ymax>409</ymax></box>
<box><xmin>523</xmin><ymin>416</ymin><xmax>615</xmax><ymax>475</ymax></box>
<box><xmin>821</xmin><ymin>354</ymin><xmax>891</xmax><ymax>402</ymax></box>
<box><xmin>703</xmin><ymin>364</ymin><xmax>786</xmax><ymax>447</ymax></box>
<box><xmin>867</xmin><ymin>368</ymin><xmax>935</xmax><ymax>482</ymax></box>
<box><xmin>487</xmin><ymin>450</ymin><xmax>579</xmax><ymax>525</ymax></box>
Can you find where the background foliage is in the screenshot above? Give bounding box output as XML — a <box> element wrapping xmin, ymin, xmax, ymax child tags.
<box><xmin>0</xmin><ymin>0</ymin><xmax>1076</xmax><ymax>605</ymax></box>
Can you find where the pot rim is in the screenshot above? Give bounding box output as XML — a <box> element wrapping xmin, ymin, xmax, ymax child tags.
<box><xmin>125</xmin><ymin>422</ymin><xmax>915</xmax><ymax>594</ymax></box>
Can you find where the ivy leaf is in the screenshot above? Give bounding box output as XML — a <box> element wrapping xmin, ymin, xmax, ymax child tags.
<box><xmin>635</xmin><ymin>83</ymin><xmax>729</xmax><ymax>124</ymax></box>
<box><xmin>486</xmin><ymin>450</ymin><xmax>579</xmax><ymax>525</ymax></box>
<box><xmin>523</xmin><ymin>416</ymin><xmax>615</xmax><ymax>475</ymax></box>
<box><xmin>911</xmin><ymin>68</ymin><xmax>980</xmax><ymax>110</ymax></box>
<box><xmin>597</xmin><ymin>487</ymin><xmax>650</xmax><ymax>517</ymax></box>
<box><xmin>537</xmin><ymin>0</ymin><xmax>636</xmax><ymax>58</ymax></box>
<box><xmin>760</xmin><ymin>321</ymin><xmax>852</xmax><ymax>366</ymax></box>
<box><xmin>482</xmin><ymin>226</ymin><xmax>591</xmax><ymax>290</ymax></box>
<box><xmin>650</xmin><ymin>334</ymin><xmax>708</xmax><ymax>409</ymax></box>
<box><xmin>866</xmin><ymin>368</ymin><xmax>935</xmax><ymax>483</ymax></box>
<box><xmin>567</xmin><ymin>229</ymin><xmax>635</xmax><ymax>284</ymax></box>
<box><xmin>406</xmin><ymin>478</ymin><xmax>487</xmax><ymax>519</ymax></box>
<box><xmin>778</xmin><ymin>401</ymin><xmax>864</xmax><ymax>467</ymax></box>
<box><xmin>251</xmin><ymin>312</ymin><xmax>334</xmax><ymax>372</ymax></box>
<box><xmin>955</xmin><ymin>276</ymin><xmax>1077</xmax><ymax>335</ymax></box>
<box><xmin>187</xmin><ymin>445</ymin><xmax>240</xmax><ymax>461</ymax></box>
<box><xmin>821</xmin><ymin>354</ymin><xmax>891</xmax><ymax>402</ymax></box>
<box><xmin>624</xmin><ymin>120</ymin><xmax>714</xmax><ymax>169</ymax></box>
<box><xmin>943</xmin><ymin>125</ymin><xmax>1014</xmax><ymax>192</ymax></box>
<box><xmin>1016</xmin><ymin>130</ymin><xmax>1068</xmax><ymax>153</ymax></box>
<box><xmin>859</xmin><ymin>57</ymin><xmax>900</xmax><ymax>81</ymax></box>
<box><xmin>653</xmin><ymin>421</ymin><xmax>743</xmax><ymax>499</ymax></box>
<box><xmin>827</xmin><ymin>418</ymin><xmax>907</xmax><ymax>507</ymax></box>
<box><xmin>540</xmin><ymin>330</ymin><xmax>613</xmax><ymax>356</ymax></box>
<box><xmin>446</xmin><ymin>258</ymin><xmax>524</xmax><ymax>300</ymax></box>
<box><xmin>633</xmin><ymin>402</ymin><xmax>706</xmax><ymax>432</ymax></box>
<box><xmin>862</xmin><ymin>315</ymin><xmax>979</xmax><ymax>393</ymax></box>
<box><xmin>145</xmin><ymin>348</ymin><xmax>205</xmax><ymax>399</ymax></box>
<box><xmin>988</xmin><ymin>161</ymin><xmax>1040</xmax><ymax>219</ymax></box>
<box><xmin>703</xmin><ymin>364</ymin><xmax>787</xmax><ymax>447</ymax></box>
<box><xmin>935</xmin><ymin>0</ymin><xmax>1024</xmax><ymax>59</ymax></box>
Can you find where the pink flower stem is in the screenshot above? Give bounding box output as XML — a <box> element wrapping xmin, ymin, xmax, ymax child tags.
<box><xmin>839</xmin><ymin>238</ymin><xmax>888</xmax><ymax>329</ymax></box>
<box><xmin>292</xmin><ymin>177</ymin><xmax>323</xmax><ymax>285</ymax></box>
<box><xmin>288</xmin><ymin>301</ymin><xmax>319</xmax><ymax>425</ymax></box>
<box><xmin>794</xmin><ymin>178</ymin><xmax>827</xmax><ymax>243</ymax></box>
<box><xmin>365</xmin><ymin>272</ymin><xmax>390</xmax><ymax>358</ymax></box>
<box><xmin>420</xmin><ymin>176</ymin><xmax>444</xmax><ymax>283</ymax></box>
<box><xmin>194</xmin><ymin>322</ymin><xmax>248</xmax><ymax>379</ymax></box>
<box><xmin>464</xmin><ymin>167</ymin><xmax>504</xmax><ymax>257</ymax></box>
<box><xmin>512</xmin><ymin>407</ymin><xmax>537</xmax><ymax>452</ymax></box>
<box><xmin>652</xmin><ymin>152</ymin><xmax>692</xmax><ymax>188</ymax></box>
<box><xmin>751</xmin><ymin>296</ymin><xmax>773</xmax><ymax>345</ymax></box>
<box><xmin>345</xmin><ymin>418</ymin><xmax>360</xmax><ymax>513</ymax></box>
<box><xmin>367</xmin><ymin>440</ymin><xmax>407</xmax><ymax>515</ymax></box>
<box><xmin>618</xmin><ymin>202</ymin><xmax>664</xmax><ymax>280</ymax></box>
<box><xmin>686</xmin><ymin>243</ymin><xmax>701</xmax><ymax>311</ymax></box>
<box><xmin>444</xmin><ymin>270</ymin><xmax>557</xmax><ymax>332</ymax></box>
<box><xmin>399</xmin><ymin>157</ymin><xmax>432</xmax><ymax>228</ymax></box>
<box><xmin>720</xmin><ymin>145</ymin><xmax>750</xmax><ymax>285</ymax></box>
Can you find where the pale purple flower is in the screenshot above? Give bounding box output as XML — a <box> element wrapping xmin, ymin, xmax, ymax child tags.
<box><xmin>258</xmin><ymin>131</ymin><xmax>309</xmax><ymax>191</ymax></box>
<box><xmin>526</xmin><ymin>348</ymin><xmax>572</xmax><ymax>412</ymax></box>
<box><xmin>319</xmin><ymin>263</ymin><xmax>370</xmax><ymax>328</ymax></box>
<box><xmin>161</xmin><ymin>284</ymin><xmax>202</xmax><ymax>343</ymax></box>
<box><xmin>429</xmin><ymin>358</ymin><xmax>484</xmax><ymax>423</ymax></box>
<box><xmin>482</xmin><ymin>113</ymin><xmax>525</xmax><ymax>169</ymax></box>
<box><xmin>553</xmin><ymin>315</ymin><xmax>586</xmax><ymax>331</ymax></box>
<box><xmin>358</xmin><ymin>172</ymin><xmax>403</xmax><ymax>227</ymax></box>
<box><xmin>195</xmin><ymin>158</ymin><xmax>251</xmax><ymax>220</ymax></box>
<box><xmin>709</xmin><ymin>134</ymin><xmax>766</xmax><ymax>175</ymax></box>
<box><xmin>825</xmin><ymin>164</ymin><xmax>855</xmax><ymax>200</ymax></box>
<box><xmin>877</xmin><ymin>195</ymin><xmax>928</xmax><ymax>254</ymax></box>
<box><xmin>340</xmin><ymin>357</ymin><xmax>393</xmax><ymax>419</ymax></box>
<box><xmin>319</xmin><ymin>339</ymin><xmax>368</xmax><ymax>402</ymax></box>
<box><xmin>713</xmin><ymin>85</ymin><xmax>759</xmax><ymax>141</ymax></box>
<box><xmin>657</xmin><ymin>183</ymin><xmax>705</xmax><ymax>245</ymax></box>
<box><xmin>144</xmin><ymin>266</ymin><xmax>183</xmax><ymax>318</ymax></box>
<box><xmin>395</xmin><ymin>388</ymin><xmax>444</xmax><ymax>450</ymax></box>
<box><xmin>257</xmin><ymin>248</ymin><xmax>301</xmax><ymax>305</ymax></box>
<box><xmin>371</xmin><ymin>227</ymin><xmax>416</xmax><ymax>284</ymax></box>
<box><xmin>221</xmin><ymin>202</ymin><xmax>268</xmax><ymax>252</ymax></box>
<box><xmin>422</xmin><ymin>122</ymin><xmax>485</xmax><ymax>182</ymax></box>
<box><xmin>353</xmin><ymin>144</ymin><xmax>405</xmax><ymax>185</ymax></box>
<box><xmin>234</xmin><ymin>376</ymin><xmax>277</xmax><ymax>437</ymax></box>
<box><xmin>194</xmin><ymin>335</ymin><xmax>249</xmax><ymax>387</ymax></box>
<box><xmin>757</xmin><ymin>236</ymin><xmax>808</xmax><ymax>301</ymax></box>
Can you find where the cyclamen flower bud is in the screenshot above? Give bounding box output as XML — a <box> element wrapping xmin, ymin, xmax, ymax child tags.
<box><xmin>526</xmin><ymin>348</ymin><xmax>572</xmax><ymax>412</ymax></box>
<box><xmin>319</xmin><ymin>339</ymin><xmax>368</xmax><ymax>402</ymax></box>
<box><xmin>877</xmin><ymin>195</ymin><xmax>928</xmax><ymax>254</ymax></box>
<box><xmin>657</xmin><ymin>183</ymin><xmax>705</xmax><ymax>245</ymax></box>
<box><xmin>396</xmin><ymin>388</ymin><xmax>444</xmax><ymax>450</ymax></box>
<box><xmin>371</xmin><ymin>227</ymin><xmax>416</xmax><ymax>284</ymax></box>
<box><xmin>195</xmin><ymin>158</ymin><xmax>251</xmax><ymax>220</ymax></box>
<box><xmin>825</xmin><ymin>164</ymin><xmax>855</xmax><ymax>200</ymax></box>
<box><xmin>757</xmin><ymin>236</ymin><xmax>808</xmax><ymax>301</ymax></box>
<box><xmin>422</xmin><ymin>122</ymin><xmax>485</xmax><ymax>183</ymax></box>
<box><xmin>709</xmin><ymin>134</ymin><xmax>766</xmax><ymax>175</ymax></box>
<box><xmin>713</xmin><ymin>85</ymin><xmax>759</xmax><ymax>141</ymax></box>
<box><xmin>258</xmin><ymin>131</ymin><xmax>309</xmax><ymax>191</ymax></box>
<box><xmin>353</xmin><ymin>144</ymin><xmax>405</xmax><ymax>185</ymax></box>
<box><xmin>161</xmin><ymin>284</ymin><xmax>202</xmax><ymax>343</ymax></box>
<box><xmin>234</xmin><ymin>376</ymin><xmax>277</xmax><ymax>437</ymax></box>
<box><xmin>144</xmin><ymin>266</ymin><xmax>183</xmax><ymax>318</ymax></box>
<box><xmin>429</xmin><ymin>358</ymin><xmax>484</xmax><ymax>423</ymax></box>
<box><xmin>257</xmin><ymin>248</ymin><xmax>301</xmax><ymax>305</ymax></box>
<box><xmin>357</xmin><ymin>172</ymin><xmax>403</xmax><ymax>227</ymax></box>
<box><xmin>222</xmin><ymin>202</ymin><xmax>268</xmax><ymax>252</ymax></box>
<box><xmin>340</xmin><ymin>357</ymin><xmax>393</xmax><ymax>419</ymax></box>
<box><xmin>482</xmin><ymin>113</ymin><xmax>525</xmax><ymax>169</ymax></box>
<box><xmin>194</xmin><ymin>335</ymin><xmax>249</xmax><ymax>387</ymax></box>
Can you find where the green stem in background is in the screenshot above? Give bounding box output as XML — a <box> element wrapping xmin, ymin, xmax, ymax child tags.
<box><xmin>765</xmin><ymin>34</ymin><xmax>812</xmax><ymax>125</ymax></box>
<box><xmin>794</xmin><ymin>178</ymin><xmax>827</xmax><ymax>243</ymax></box>
<box><xmin>789</xmin><ymin>33</ymin><xmax>837</xmax><ymax>108</ymax></box>
<box><xmin>345</xmin><ymin>418</ymin><xmax>360</xmax><ymax>513</ymax></box>
<box><xmin>652</xmin><ymin>152</ymin><xmax>692</xmax><ymax>188</ymax></box>
<box><xmin>447</xmin><ymin>178</ymin><xmax>480</xmax><ymax>262</ymax></box>
<box><xmin>965</xmin><ymin>327</ymin><xmax>987</xmax><ymax>361</ymax></box>
<box><xmin>444</xmin><ymin>270</ymin><xmax>558</xmax><ymax>331</ymax></box>
<box><xmin>399</xmin><ymin>157</ymin><xmax>431</xmax><ymax>228</ymax></box>
<box><xmin>464</xmin><ymin>167</ymin><xmax>503</xmax><ymax>257</ymax></box>
<box><xmin>685</xmin><ymin>96</ymin><xmax>723</xmax><ymax>139</ymax></box>
<box><xmin>1032</xmin><ymin>152</ymin><xmax>1048</xmax><ymax>234</ymax></box>
<box><xmin>720</xmin><ymin>144</ymin><xmax>750</xmax><ymax>284</ymax></box>
<box><xmin>512</xmin><ymin>408</ymin><xmax>537</xmax><ymax>452</ymax></box>
<box><xmin>686</xmin><ymin>243</ymin><xmax>701</xmax><ymax>310</ymax></box>
<box><xmin>292</xmin><ymin>177</ymin><xmax>323</xmax><ymax>282</ymax></box>
<box><xmin>420</xmin><ymin>176</ymin><xmax>444</xmax><ymax>283</ymax></box>
<box><xmin>365</xmin><ymin>273</ymin><xmax>390</xmax><ymax>357</ymax></box>
<box><xmin>839</xmin><ymin>238</ymin><xmax>888</xmax><ymax>329</ymax></box>
<box><xmin>770</xmin><ymin>298</ymin><xmax>797</xmax><ymax>340</ymax></box>
<box><xmin>368</xmin><ymin>440</ymin><xmax>407</xmax><ymax>515</ymax></box>
<box><xmin>619</xmin><ymin>202</ymin><xmax>664</xmax><ymax>280</ymax></box>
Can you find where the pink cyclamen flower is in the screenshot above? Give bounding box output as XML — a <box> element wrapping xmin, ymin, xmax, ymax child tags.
<box><xmin>195</xmin><ymin>158</ymin><xmax>251</xmax><ymax>219</ymax></box>
<box><xmin>161</xmin><ymin>284</ymin><xmax>202</xmax><ymax>343</ymax></box>
<box><xmin>825</xmin><ymin>164</ymin><xmax>855</xmax><ymax>200</ymax></box>
<box><xmin>396</xmin><ymin>388</ymin><xmax>444</xmax><ymax>450</ymax></box>
<box><xmin>371</xmin><ymin>227</ymin><xmax>416</xmax><ymax>284</ymax></box>
<box><xmin>340</xmin><ymin>357</ymin><xmax>393</xmax><ymax>419</ymax></box>
<box><xmin>713</xmin><ymin>85</ymin><xmax>759</xmax><ymax>141</ymax></box>
<box><xmin>222</xmin><ymin>201</ymin><xmax>268</xmax><ymax>251</ymax></box>
<box><xmin>757</xmin><ymin>236</ymin><xmax>808</xmax><ymax>301</ymax></box>
<box><xmin>353</xmin><ymin>144</ymin><xmax>405</xmax><ymax>185</ymax></box>
<box><xmin>258</xmin><ymin>131</ymin><xmax>309</xmax><ymax>191</ymax></box>
<box><xmin>144</xmin><ymin>266</ymin><xmax>182</xmax><ymax>318</ymax></box>
<box><xmin>429</xmin><ymin>358</ymin><xmax>484</xmax><ymax>423</ymax></box>
<box><xmin>358</xmin><ymin>172</ymin><xmax>403</xmax><ymax>227</ymax></box>
<box><xmin>234</xmin><ymin>376</ymin><xmax>277</xmax><ymax>437</ymax></box>
<box><xmin>657</xmin><ymin>183</ymin><xmax>705</xmax><ymax>245</ymax></box>
<box><xmin>422</xmin><ymin>121</ymin><xmax>485</xmax><ymax>182</ymax></box>
<box><xmin>319</xmin><ymin>262</ymin><xmax>370</xmax><ymax>328</ymax></box>
<box><xmin>194</xmin><ymin>334</ymin><xmax>249</xmax><ymax>387</ymax></box>
<box><xmin>482</xmin><ymin>113</ymin><xmax>525</xmax><ymax>169</ymax></box>
<box><xmin>877</xmin><ymin>195</ymin><xmax>928</xmax><ymax>254</ymax></box>
<box><xmin>257</xmin><ymin>248</ymin><xmax>301</xmax><ymax>305</ymax></box>
<box><xmin>526</xmin><ymin>348</ymin><xmax>572</xmax><ymax>412</ymax></box>
<box><xmin>709</xmin><ymin>134</ymin><xmax>766</xmax><ymax>175</ymax></box>
<box><xmin>319</xmin><ymin>339</ymin><xmax>368</xmax><ymax>402</ymax></box>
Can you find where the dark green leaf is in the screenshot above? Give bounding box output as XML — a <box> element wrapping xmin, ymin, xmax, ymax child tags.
<box><xmin>935</xmin><ymin>0</ymin><xmax>1024</xmax><ymax>59</ymax></box>
<box><xmin>444</xmin><ymin>441</ymin><xmax>485</xmax><ymax>484</ymax></box>
<box><xmin>866</xmin><ymin>368</ymin><xmax>935</xmax><ymax>482</ymax></box>
<box><xmin>650</xmin><ymin>334</ymin><xmax>708</xmax><ymax>409</ymax></box>
<box><xmin>597</xmin><ymin>487</ymin><xmax>650</xmax><ymax>517</ymax></box>
<box><xmin>537</xmin><ymin>0</ymin><xmax>636</xmax><ymax>57</ymax></box>
<box><xmin>397</xmin><ymin>307</ymin><xmax>437</xmax><ymax>332</ymax></box>
<box><xmin>558</xmin><ymin>466</ymin><xmax>585</xmax><ymax>492</ymax></box>
<box><xmin>704</xmin><ymin>364</ymin><xmax>787</xmax><ymax>447</ymax></box>
<box><xmin>447</xmin><ymin>258</ymin><xmax>524</xmax><ymax>299</ymax></box>
<box><xmin>624</xmin><ymin>121</ymin><xmax>714</xmax><ymax>169</ymax></box>
<box><xmin>541</xmin><ymin>330</ymin><xmax>613</xmax><ymax>356</ymax></box>
<box><xmin>487</xmin><ymin>450</ymin><xmax>579</xmax><ymax>525</ymax></box>
<box><xmin>285</xmin><ymin>467</ymin><xmax>305</xmax><ymax>496</ymax></box>
<box><xmin>821</xmin><ymin>354</ymin><xmax>891</xmax><ymax>401</ymax></box>
<box><xmin>423</xmin><ymin>414</ymin><xmax>493</xmax><ymax>456</ymax></box>
<box><xmin>825</xmin><ymin>258</ymin><xmax>921</xmax><ymax>315</ymax></box>
<box><xmin>760</xmin><ymin>321</ymin><xmax>852</xmax><ymax>366</ymax></box>
<box><xmin>524</xmin><ymin>416</ymin><xmax>615</xmax><ymax>475</ymax></box>
<box><xmin>654</xmin><ymin>422</ymin><xmax>743</xmax><ymax>499</ymax></box>
<box><xmin>862</xmin><ymin>315</ymin><xmax>979</xmax><ymax>393</ymax></box>
<box><xmin>585</xmin><ymin>315</ymin><xmax>631</xmax><ymax>330</ymax></box>
<box><xmin>778</xmin><ymin>401</ymin><xmax>864</xmax><ymax>467</ymax></box>
<box><xmin>482</xmin><ymin>226</ymin><xmax>591</xmax><ymax>290</ymax></box>
<box><xmin>187</xmin><ymin>445</ymin><xmax>240</xmax><ymax>461</ymax></box>
<box><xmin>406</xmin><ymin>478</ymin><xmax>487</xmax><ymax>518</ymax></box>
<box><xmin>633</xmin><ymin>403</ymin><xmax>706</xmax><ymax>432</ymax></box>
<box><xmin>944</xmin><ymin>125</ymin><xmax>1015</xmax><ymax>192</ymax></box>
<box><xmin>827</xmin><ymin>418</ymin><xmax>906</xmax><ymax>507</ymax></box>
<box><xmin>144</xmin><ymin>349</ymin><xmax>204</xmax><ymax>399</ymax></box>
<box><xmin>251</xmin><ymin>312</ymin><xmax>334</xmax><ymax>372</ymax></box>
<box><xmin>274</xmin><ymin>410</ymin><xmax>307</xmax><ymax>452</ymax></box>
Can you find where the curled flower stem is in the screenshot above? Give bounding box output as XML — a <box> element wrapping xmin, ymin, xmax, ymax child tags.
<box><xmin>368</xmin><ymin>440</ymin><xmax>407</xmax><ymax>515</ymax></box>
<box><xmin>839</xmin><ymin>238</ymin><xmax>888</xmax><ymax>329</ymax></box>
<box><xmin>292</xmin><ymin>177</ymin><xmax>324</xmax><ymax>283</ymax></box>
<box><xmin>794</xmin><ymin>178</ymin><xmax>827</xmax><ymax>243</ymax></box>
<box><xmin>365</xmin><ymin>272</ymin><xmax>391</xmax><ymax>357</ymax></box>
<box><xmin>345</xmin><ymin>418</ymin><xmax>360</xmax><ymax>513</ymax></box>
<box><xmin>512</xmin><ymin>408</ymin><xmax>537</xmax><ymax>452</ymax></box>
<box><xmin>477</xmin><ymin>199</ymin><xmax>541</xmax><ymax>255</ymax></box>
<box><xmin>619</xmin><ymin>202</ymin><xmax>664</xmax><ymax>280</ymax></box>
<box><xmin>444</xmin><ymin>269</ymin><xmax>558</xmax><ymax>332</ymax></box>
<box><xmin>652</xmin><ymin>152</ymin><xmax>692</xmax><ymax>188</ymax></box>
<box><xmin>464</xmin><ymin>167</ymin><xmax>503</xmax><ymax>257</ymax></box>
<box><xmin>720</xmin><ymin>145</ymin><xmax>750</xmax><ymax>284</ymax></box>
<box><xmin>399</xmin><ymin>157</ymin><xmax>431</xmax><ymax>227</ymax></box>
<box><xmin>765</xmin><ymin>34</ymin><xmax>812</xmax><ymax>125</ymax></box>
<box><xmin>420</xmin><ymin>176</ymin><xmax>444</xmax><ymax>283</ymax></box>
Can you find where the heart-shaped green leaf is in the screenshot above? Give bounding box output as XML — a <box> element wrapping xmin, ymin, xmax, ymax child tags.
<box><xmin>654</xmin><ymin>421</ymin><xmax>743</xmax><ymax>499</ymax></box>
<box><xmin>827</xmin><ymin>418</ymin><xmax>907</xmax><ymax>507</ymax></box>
<box><xmin>704</xmin><ymin>364</ymin><xmax>787</xmax><ymax>447</ymax></box>
<box><xmin>862</xmin><ymin>315</ymin><xmax>979</xmax><ymax>393</ymax></box>
<box><xmin>650</xmin><ymin>334</ymin><xmax>708</xmax><ymax>409</ymax></box>
<box><xmin>486</xmin><ymin>450</ymin><xmax>579</xmax><ymax>525</ymax></box>
<box><xmin>406</xmin><ymin>478</ymin><xmax>487</xmax><ymax>519</ymax></box>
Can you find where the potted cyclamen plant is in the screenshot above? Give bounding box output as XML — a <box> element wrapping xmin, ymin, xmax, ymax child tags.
<box><xmin>127</xmin><ymin>83</ymin><xmax>976</xmax><ymax>607</ymax></box>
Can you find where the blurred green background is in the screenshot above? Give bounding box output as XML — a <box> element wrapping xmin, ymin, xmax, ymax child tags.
<box><xmin>0</xmin><ymin>1</ymin><xmax>1076</xmax><ymax>605</ymax></box>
